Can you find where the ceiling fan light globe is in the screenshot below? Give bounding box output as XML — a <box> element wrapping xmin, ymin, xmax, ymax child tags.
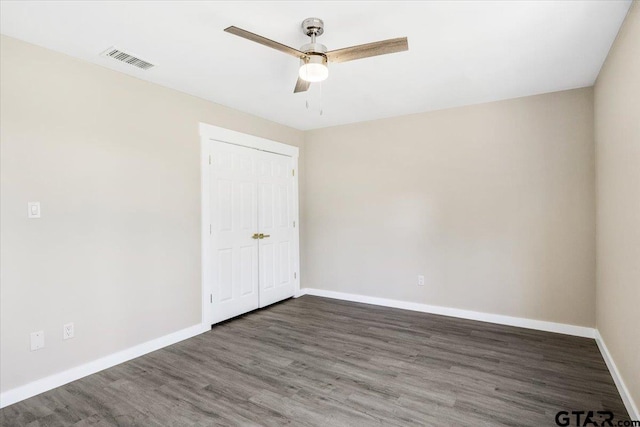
<box><xmin>299</xmin><ymin>63</ymin><xmax>328</xmax><ymax>82</ymax></box>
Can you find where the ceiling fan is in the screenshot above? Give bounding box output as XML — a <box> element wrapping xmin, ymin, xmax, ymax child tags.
<box><xmin>224</xmin><ymin>18</ymin><xmax>408</xmax><ymax>93</ymax></box>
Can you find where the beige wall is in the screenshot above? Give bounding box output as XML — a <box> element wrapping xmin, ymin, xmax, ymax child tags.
<box><xmin>0</xmin><ymin>35</ymin><xmax>304</xmax><ymax>393</ymax></box>
<box><xmin>304</xmin><ymin>87</ymin><xmax>596</xmax><ymax>327</ymax></box>
<box><xmin>594</xmin><ymin>2</ymin><xmax>640</xmax><ymax>413</ymax></box>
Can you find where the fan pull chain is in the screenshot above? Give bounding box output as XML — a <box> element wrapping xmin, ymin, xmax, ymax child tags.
<box><xmin>304</xmin><ymin>83</ymin><xmax>323</xmax><ymax>115</ymax></box>
<box><xmin>319</xmin><ymin>82</ymin><xmax>323</xmax><ymax>116</ymax></box>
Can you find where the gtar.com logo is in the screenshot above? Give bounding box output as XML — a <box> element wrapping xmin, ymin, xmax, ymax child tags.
<box><xmin>555</xmin><ymin>410</ymin><xmax>640</xmax><ymax>427</ymax></box>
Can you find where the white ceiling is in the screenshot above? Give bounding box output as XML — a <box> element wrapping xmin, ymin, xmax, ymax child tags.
<box><xmin>0</xmin><ymin>1</ymin><xmax>632</xmax><ymax>130</ymax></box>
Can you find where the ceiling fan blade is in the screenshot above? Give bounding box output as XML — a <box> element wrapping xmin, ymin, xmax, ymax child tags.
<box><xmin>294</xmin><ymin>77</ymin><xmax>311</xmax><ymax>93</ymax></box>
<box><xmin>224</xmin><ymin>26</ymin><xmax>306</xmax><ymax>59</ymax></box>
<box><xmin>326</xmin><ymin>37</ymin><xmax>408</xmax><ymax>63</ymax></box>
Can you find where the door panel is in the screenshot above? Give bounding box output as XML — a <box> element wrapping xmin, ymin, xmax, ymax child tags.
<box><xmin>210</xmin><ymin>142</ymin><xmax>259</xmax><ymax>324</ymax></box>
<box><xmin>279</xmin><ymin>242</ymin><xmax>291</xmax><ymax>285</ymax></box>
<box><xmin>218</xmin><ymin>249</ymin><xmax>233</xmax><ymax>301</ymax></box>
<box><xmin>258</xmin><ymin>151</ymin><xmax>295</xmax><ymax>307</ymax></box>
<box><xmin>208</xmin><ymin>141</ymin><xmax>296</xmax><ymax>324</ymax></box>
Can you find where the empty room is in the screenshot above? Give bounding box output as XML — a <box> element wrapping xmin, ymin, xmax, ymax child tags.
<box><xmin>0</xmin><ymin>1</ymin><xmax>638</xmax><ymax>426</ymax></box>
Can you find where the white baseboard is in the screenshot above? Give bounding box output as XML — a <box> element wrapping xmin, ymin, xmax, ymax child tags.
<box><xmin>299</xmin><ymin>288</ymin><xmax>596</xmax><ymax>338</ymax></box>
<box><xmin>595</xmin><ymin>330</ymin><xmax>639</xmax><ymax>420</ymax></box>
<box><xmin>0</xmin><ymin>323</ymin><xmax>207</xmax><ymax>409</ymax></box>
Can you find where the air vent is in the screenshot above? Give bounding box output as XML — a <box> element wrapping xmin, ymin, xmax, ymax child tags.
<box><xmin>100</xmin><ymin>47</ymin><xmax>155</xmax><ymax>70</ymax></box>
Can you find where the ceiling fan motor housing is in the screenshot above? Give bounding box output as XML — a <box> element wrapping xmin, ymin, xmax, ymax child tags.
<box><xmin>300</xmin><ymin>42</ymin><xmax>327</xmax><ymax>55</ymax></box>
<box><xmin>300</xmin><ymin>54</ymin><xmax>327</xmax><ymax>67</ymax></box>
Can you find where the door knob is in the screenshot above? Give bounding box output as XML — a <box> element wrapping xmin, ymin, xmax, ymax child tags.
<box><xmin>259</xmin><ymin>233</ymin><xmax>271</xmax><ymax>239</ymax></box>
<box><xmin>252</xmin><ymin>233</ymin><xmax>260</xmax><ymax>239</ymax></box>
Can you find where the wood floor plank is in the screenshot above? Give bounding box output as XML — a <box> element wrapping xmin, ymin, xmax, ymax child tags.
<box><xmin>1</xmin><ymin>296</ymin><xmax>631</xmax><ymax>426</ymax></box>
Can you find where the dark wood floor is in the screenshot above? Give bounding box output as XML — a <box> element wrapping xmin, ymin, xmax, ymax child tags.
<box><xmin>1</xmin><ymin>296</ymin><xmax>629</xmax><ymax>426</ymax></box>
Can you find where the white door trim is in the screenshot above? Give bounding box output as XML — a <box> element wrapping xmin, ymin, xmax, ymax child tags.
<box><xmin>200</xmin><ymin>123</ymin><xmax>299</xmax><ymax>157</ymax></box>
<box><xmin>200</xmin><ymin>123</ymin><xmax>300</xmax><ymax>327</ymax></box>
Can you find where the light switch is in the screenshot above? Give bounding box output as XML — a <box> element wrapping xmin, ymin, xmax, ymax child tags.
<box><xmin>30</xmin><ymin>331</ymin><xmax>44</xmax><ymax>351</ymax></box>
<box><xmin>28</xmin><ymin>202</ymin><xmax>41</xmax><ymax>218</ymax></box>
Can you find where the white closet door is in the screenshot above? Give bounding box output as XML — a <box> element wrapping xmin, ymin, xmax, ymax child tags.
<box><xmin>257</xmin><ymin>150</ymin><xmax>296</xmax><ymax>307</ymax></box>
<box><xmin>209</xmin><ymin>141</ymin><xmax>260</xmax><ymax>323</ymax></box>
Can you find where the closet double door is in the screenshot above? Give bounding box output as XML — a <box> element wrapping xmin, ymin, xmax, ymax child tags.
<box><xmin>208</xmin><ymin>140</ymin><xmax>297</xmax><ymax>324</ymax></box>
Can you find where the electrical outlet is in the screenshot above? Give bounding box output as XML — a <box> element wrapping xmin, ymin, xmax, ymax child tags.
<box><xmin>30</xmin><ymin>331</ymin><xmax>44</xmax><ymax>351</ymax></box>
<box><xmin>418</xmin><ymin>275</ymin><xmax>425</xmax><ymax>286</ymax></box>
<box><xmin>63</xmin><ymin>323</ymin><xmax>74</xmax><ymax>340</ymax></box>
